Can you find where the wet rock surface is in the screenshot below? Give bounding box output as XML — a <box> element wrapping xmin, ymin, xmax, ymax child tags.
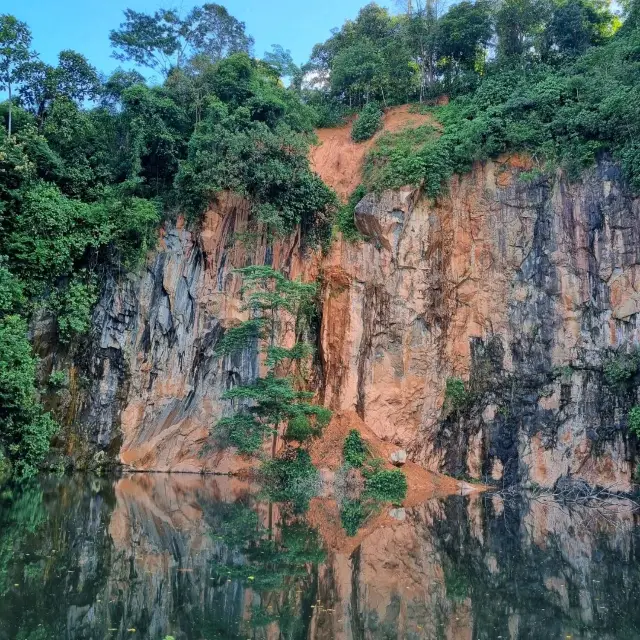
<box><xmin>319</xmin><ymin>157</ymin><xmax>640</xmax><ymax>490</ymax></box>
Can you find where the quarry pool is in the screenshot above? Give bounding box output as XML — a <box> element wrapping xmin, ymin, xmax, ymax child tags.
<box><xmin>1</xmin><ymin>474</ymin><xmax>640</xmax><ymax>639</ymax></box>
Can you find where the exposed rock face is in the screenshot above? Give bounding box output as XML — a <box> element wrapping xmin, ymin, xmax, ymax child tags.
<box><xmin>42</xmin><ymin>157</ymin><xmax>640</xmax><ymax>489</ymax></box>
<box><xmin>39</xmin><ymin>192</ymin><xmax>308</xmax><ymax>472</ymax></box>
<box><xmin>318</xmin><ymin>157</ymin><xmax>640</xmax><ymax>491</ymax></box>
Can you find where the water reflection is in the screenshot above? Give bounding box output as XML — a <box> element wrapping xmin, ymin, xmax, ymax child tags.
<box><xmin>1</xmin><ymin>474</ymin><xmax>640</xmax><ymax>639</ymax></box>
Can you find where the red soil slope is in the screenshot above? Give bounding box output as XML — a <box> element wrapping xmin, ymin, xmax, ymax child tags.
<box><xmin>310</xmin><ymin>104</ymin><xmax>440</xmax><ymax>202</ymax></box>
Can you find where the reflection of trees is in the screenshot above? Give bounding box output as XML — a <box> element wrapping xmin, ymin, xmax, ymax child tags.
<box><xmin>0</xmin><ymin>480</ymin><xmax>47</xmax><ymax>597</ymax></box>
<box><xmin>0</xmin><ymin>477</ymin><xmax>114</xmax><ymax>640</ymax></box>
<box><xmin>340</xmin><ymin>498</ymin><xmax>380</xmax><ymax>537</ymax></box>
<box><xmin>204</xmin><ymin>500</ymin><xmax>326</xmax><ymax>638</ymax></box>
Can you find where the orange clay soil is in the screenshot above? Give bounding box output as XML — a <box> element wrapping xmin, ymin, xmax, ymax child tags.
<box><xmin>310</xmin><ymin>104</ymin><xmax>440</xmax><ymax>202</ymax></box>
<box><xmin>307</xmin><ymin>411</ymin><xmax>476</xmax><ymax>554</ymax></box>
<box><xmin>310</xmin><ymin>410</ymin><xmax>462</xmax><ymax>504</ymax></box>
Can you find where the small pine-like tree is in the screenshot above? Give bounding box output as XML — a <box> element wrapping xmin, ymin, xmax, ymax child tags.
<box><xmin>214</xmin><ymin>266</ymin><xmax>331</xmax><ymax>456</ymax></box>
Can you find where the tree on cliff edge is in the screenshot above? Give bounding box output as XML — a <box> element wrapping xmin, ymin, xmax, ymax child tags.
<box><xmin>0</xmin><ymin>14</ymin><xmax>32</xmax><ymax>137</ymax></box>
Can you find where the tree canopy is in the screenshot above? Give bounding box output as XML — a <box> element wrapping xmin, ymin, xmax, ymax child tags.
<box><xmin>109</xmin><ymin>4</ymin><xmax>254</xmax><ymax>76</ymax></box>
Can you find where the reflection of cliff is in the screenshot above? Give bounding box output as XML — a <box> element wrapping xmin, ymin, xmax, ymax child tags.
<box><xmin>312</xmin><ymin>493</ymin><xmax>640</xmax><ymax>640</ymax></box>
<box><xmin>2</xmin><ymin>475</ymin><xmax>640</xmax><ymax>639</ymax></box>
<box><xmin>431</xmin><ymin>493</ymin><xmax>640</xmax><ymax>640</ymax></box>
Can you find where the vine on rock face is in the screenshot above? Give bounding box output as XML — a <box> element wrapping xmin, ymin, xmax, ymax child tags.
<box><xmin>213</xmin><ymin>266</ymin><xmax>331</xmax><ymax>464</ymax></box>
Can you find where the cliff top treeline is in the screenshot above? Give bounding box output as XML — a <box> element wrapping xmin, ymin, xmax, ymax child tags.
<box><xmin>0</xmin><ymin>0</ymin><xmax>639</xmax><ymax>476</ymax></box>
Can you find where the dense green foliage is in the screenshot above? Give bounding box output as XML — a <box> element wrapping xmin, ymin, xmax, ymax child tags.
<box><xmin>335</xmin><ymin>184</ymin><xmax>366</xmax><ymax>241</ymax></box>
<box><xmin>307</xmin><ymin>0</ymin><xmax>640</xmax><ymax>202</ymax></box>
<box><xmin>351</xmin><ymin>101</ymin><xmax>382</xmax><ymax>141</ymax></box>
<box><xmin>343</xmin><ymin>429</ymin><xmax>369</xmax><ymax>467</ymax></box>
<box><xmin>305</xmin><ymin>0</ymin><xmax>621</xmax><ymax>109</ymax></box>
<box><xmin>604</xmin><ymin>349</ymin><xmax>640</xmax><ymax>387</ymax></box>
<box><xmin>0</xmin><ymin>7</ymin><xmax>336</xmax><ymax>476</ymax></box>
<box><xmin>363</xmin><ymin>468</ymin><xmax>408</xmax><ymax>503</ymax></box>
<box><xmin>362</xmin><ymin>121</ymin><xmax>442</xmax><ymax>194</ymax></box>
<box><xmin>444</xmin><ymin>377</ymin><xmax>469</xmax><ymax>413</ymax></box>
<box><xmin>629</xmin><ymin>406</ymin><xmax>640</xmax><ymax>436</ymax></box>
<box><xmin>0</xmin><ymin>316</ymin><xmax>57</xmax><ymax>477</ymax></box>
<box><xmin>261</xmin><ymin>448</ymin><xmax>320</xmax><ymax>510</ymax></box>
<box><xmin>175</xmin><ymin>54</ymin><xmax>337</xmax><ymax>236</ymax></box>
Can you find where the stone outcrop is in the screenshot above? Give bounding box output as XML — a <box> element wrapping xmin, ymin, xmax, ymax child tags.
<box><xmin>317</xmin><ymin>156</ymin><xmax>640</xmax><ymax>491</ymax></box>
<box><xmin>40</xmin><ymin>156</ymin><xmax>640</xmax><ymax>490</ymax></box>
<box><xmin>38</xmin><ymin>192</ymin><xmax>309</xmax><ymax>472</ymax></box>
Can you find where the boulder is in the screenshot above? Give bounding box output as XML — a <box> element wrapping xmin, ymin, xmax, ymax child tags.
<box><xmin>390</xmin><ymin>450</ymin><xmax>407</xmax><ymax>466</ymax></box>
<box><xmin>389</xmin><ymin>508</ymin><xmax>406</xmax><ymax>521</ymax></box>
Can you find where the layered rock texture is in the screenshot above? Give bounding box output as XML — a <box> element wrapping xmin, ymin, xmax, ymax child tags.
<box><xmin>40</xmin><ymin>154</ymin><xmax>640</xmax><ymax>490</ymax></box>
<box><xmin>318</xmin><ymin>156</ymin><xmax>640</xmax><ymax>491</ymax></box>
<box><xmin>38</xmin><ymin>192</ymin><xmax>307</xmax><ymax>473</ymax></box>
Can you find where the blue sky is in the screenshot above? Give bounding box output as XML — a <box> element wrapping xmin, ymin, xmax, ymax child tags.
<box><xmin>11</xmin><ymin>0</ymin><xmax>394</xmax><ymax>80</ymax></box>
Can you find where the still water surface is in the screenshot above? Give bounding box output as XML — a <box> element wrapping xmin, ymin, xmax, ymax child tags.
<box><xmin>1</xmin><ymin>474</ymin><xmax>640</xmax><ymax>639</ymax></box>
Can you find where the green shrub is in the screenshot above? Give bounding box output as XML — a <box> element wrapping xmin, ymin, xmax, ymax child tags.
<box><xmin>629</xmin><ymin>406</ymin><xmax>640</xmax><ymax>437</ymax></box>
<box><xmin>49</xmin><ymin>272</ymin><xmax>98</xmax><ymax>343</ymax></box>
<box><xmin>340</xmin><ymin>498</ymin><xmax>379</xmax><ymax>537</ymax></box>
<box><xmin>351</xmin><ymin>102</ymin><xmax>383</xmax><ymax>142</ymax></box>
<box><xmin>364</xmin><ymin>468</ymin><xmax>407</xmax><ymax>503</ymax></box>
<box><xmin>363</xmin><ymin>124</ymin><xmax>443</xmax><ymax>194</ymax></box>
<box><xmin>343</xmin><ymin>429</ymin><xmax>369</xmax><ymax>467</ymax></box>
<box><xmin>444</xmin><ymin>377</ymin><xmax>469</xmax><ymax>413</ymax></box>
<box><xmin>261</xmin><ymin>449</ymin><xmax>320</xmax><ymax>510</ymax></box>
<box><xmin>284</xmin><ymin>415</ymin><xmax>313</xmax><ymax>442</ymax></box>
<box><xmin>335</xmin><ymin>184</ymin><xmax>366</xmax><ymax>242</ymax></box>
<box><xmin>48</xmin><ymin>371</ymin><xmax>67</xmax><ymax>388</ymax></box>
<box><xmin>604</xmin><ymin>350</ymin><xmax>640</xmax><ymax>387</ymax></box>
<box><xmin>175</xmin><ymin>56</ymin><xmax>338</xmax><ymax>238</ymax></box>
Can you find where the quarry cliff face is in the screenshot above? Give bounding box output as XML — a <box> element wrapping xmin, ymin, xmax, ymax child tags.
<box><xmin>40</xmin><ymin>192</ymin><xmax>309</xmax><ymax>473</ymax></box>
<box><xmin>321</xmin><ymin>156</ymin><xmax>640</xmax><ymax>491</ymax></box>
<box><xmin>44</xmin><ymin>156</ymin><xmax>640</xmax><ymax>490</ymax></box>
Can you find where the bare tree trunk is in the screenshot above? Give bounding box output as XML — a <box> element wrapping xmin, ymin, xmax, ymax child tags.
<box><xmin>7</xmin><ymin>82</ymin><xmax>12</xmax><ymax>138</ymax></box>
